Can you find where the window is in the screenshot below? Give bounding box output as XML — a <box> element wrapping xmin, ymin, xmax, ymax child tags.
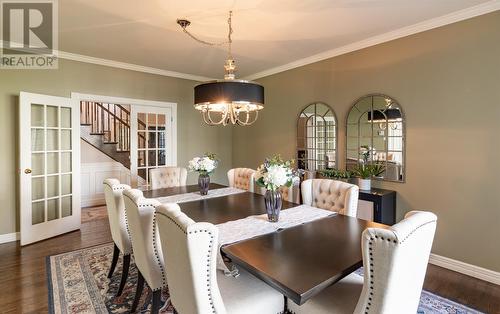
<box><xmin>297</xmin><ymin>103</ymin><xmax>337</xmax><ymax>171</ymax></box>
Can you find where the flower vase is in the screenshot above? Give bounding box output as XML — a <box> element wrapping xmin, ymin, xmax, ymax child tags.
<box><xmin>264</xmin><ymin>189</ymin><xmax>282</xmax><ymax>222</ymax></box>
<box><xmin>358</xmin><ymin>178</ymin><xmax>371</xmax><ymax>191</ymax></box>
<box><xmin>198</xmin><ymin>173</ymin><xmax>210</xmax><ymax>195</ymax></box>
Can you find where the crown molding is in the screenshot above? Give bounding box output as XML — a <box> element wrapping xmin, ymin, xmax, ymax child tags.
<box><xmin>0</xmin><ymin>41</ymin><xmax>214</xmax><ymax>82</ymax></box>
<box><xmin>243</xmin><ymin>0</ymin><xmax>500</xmax><ymax>81</ymax></box>
<box><xmin>2</xmin><ymin>1</ymin><xmax>499</xmax><ymax>82</ymax></box>
<box><xmin>57</xmin><ymin>51</ymin><xmax>214</xmax><ymax>82</ymax></box>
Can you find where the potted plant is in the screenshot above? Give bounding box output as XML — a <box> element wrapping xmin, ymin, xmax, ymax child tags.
<box><xmin>188</xmin><ymin>153</ymin><xmax>218</xmax><ymax>195</ymax></box>
<box><xmin>255</xmin><ymin>155</ymin><xmax>299</xmax><ymax>222</ymax></box>
<box><xmin>352</xmin><ymin>163</ymin><xmax>385</xmax><ymax>190</ymax></box>
<box><xmin>318</xmin><ymin>169</ymin><xmax>352</xmax><ymax>182</ymax></box>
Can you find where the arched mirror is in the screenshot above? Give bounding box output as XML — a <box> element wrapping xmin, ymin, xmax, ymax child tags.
<box><xmin>346</xmin><ymin>94</ymin><xmax>405</xmax><ymax>182</ymax></box>
<box><xmin>297</xmin><ymin>102</ymin><xmax>337</xmax><ymax>171</ymax></box>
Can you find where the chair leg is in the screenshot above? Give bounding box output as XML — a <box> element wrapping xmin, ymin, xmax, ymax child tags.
<box><xmin>151</xmin><ymin>289</ymin><xmax>162</xmax><ymax>314</ymax></box>
<box><xmin>131</xmin><ymin>271</ymin><xmax>145</xmax><ymax>313</ymax></box>
<box><xmin>116</xmin><ymin>254</ymin><xmax>131</xmax><ymax>296</ymax></box>
<box><xmin>107</xmin><ymin>244</ymin><xmax>120</xmax><ymax>279</ymax></box>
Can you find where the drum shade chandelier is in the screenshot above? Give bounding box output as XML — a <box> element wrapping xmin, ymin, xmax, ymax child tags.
<box><xmin>367</xmin><ymin>98</ymin><xmax>402</xmax><ymax>130</ymax></box>
<box><xmin>177</xmin><ymin>11</ymin><xmax>264</xmax><ymax>126</ymax></box>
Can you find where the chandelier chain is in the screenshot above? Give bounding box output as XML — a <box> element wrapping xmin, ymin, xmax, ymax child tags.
<box><xmin>227</xmin><ymin>11</ymin><xmax>233</xmax><ymax>60</ymax></box>
<box><xmin>179</xmin><ymin>11</ymin><xmax>233</xmax><ymax>59</ymax></box>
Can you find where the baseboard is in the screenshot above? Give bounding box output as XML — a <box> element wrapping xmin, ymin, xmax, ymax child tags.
<box><xmin>0</xmin><ymin>232</ymin><xmax>20</xmax><ymax>244</ymax></box>
<box><xmin>429</xmin><ymin>253</ymin><xmax>500</xmax><ymax>285</ymax></box>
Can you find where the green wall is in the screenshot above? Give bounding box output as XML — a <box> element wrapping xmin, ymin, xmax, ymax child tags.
<box><xmin>0</xmin><ymin>59</ymin><xmax>232</xmax><ymax>235</ymax></box>
<box><xmin>1</xmin><ymin>11</ymin><xmax>499</xmax><ymax>273</ymax></box>
<box><xmin>232</xmin><ymin>11</ymin><xmax>500</xmax><ymax>271</ymax></box>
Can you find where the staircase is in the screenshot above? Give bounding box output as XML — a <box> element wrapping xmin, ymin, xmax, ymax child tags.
<box><xmin>80</xmin><ymin>101</ymin><xmax>144</xmax><ymax>169</ymax></box>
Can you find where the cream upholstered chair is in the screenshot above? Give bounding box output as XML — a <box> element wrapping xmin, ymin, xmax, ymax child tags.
<box><xmin>155</xmin><ymin>203</ymin><xmax>284</xmax><ymax>314</ymax></box>
<box><xmin>301</xmin><ymin>179</ymin><xmax>359</xmax><ymax>217</ymax></box>
<box><xmin>288</xmin><ymin>211</ymin><xmax>437</xmax><ymax>314</ymax></box>
<box><xmin>227</xmin><ymin>168</ymin><xmax>256</xmax><ymax>192</ymax></box>
<box><xmin>103</xmin><ymin>178</ymin><xmax>132</xmax><ymax>296</ymax></box>
<box><xmin>123</xmin><ymin>189</ymin><xmax>166</xmax><ymax>313</ymax></box>
<box><xmin>149</xmin><ymin>167</ymin><xmax>187</xmax><ymax>190</ymax></box>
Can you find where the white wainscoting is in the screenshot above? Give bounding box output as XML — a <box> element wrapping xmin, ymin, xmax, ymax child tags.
<box><xmin>81</xmin><ymin>162</ymin><xmax>131</xmax><ymax>207</ymax></box>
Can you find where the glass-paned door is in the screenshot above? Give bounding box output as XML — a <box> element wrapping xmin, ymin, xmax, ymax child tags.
<box><xmin>130</xmin><ymin>105</ymin><xmax>176</xmax><ymax>190</ymax></box>
<box><xmin>19</xmin><ymin>92</ymin><xmax>80</xmax><ymax>245</ymax></box>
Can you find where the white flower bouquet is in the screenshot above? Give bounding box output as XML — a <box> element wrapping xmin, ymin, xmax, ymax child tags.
<box><xmin>255</xmin><ymin>155</ymin><xmax>299</xmax><ymax>191</ymax></box>
<box><xmin>188</xmin><ymin>153</ymin><xmax>218</xmax><ymax>175</ymax></box>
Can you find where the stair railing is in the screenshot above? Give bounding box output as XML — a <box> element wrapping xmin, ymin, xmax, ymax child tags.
<box><xmin>80</xmin><ymin>101</ymin><xmax>146</xmax><ymax>152</ymax></box>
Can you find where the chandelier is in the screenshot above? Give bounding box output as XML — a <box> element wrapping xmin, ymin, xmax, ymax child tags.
<box><xmin>177</xmin><ymin>11</ymin><xmax>264</xmax><ymax>126</ymax></box>
<box><xmin>367</xmin><ymin>98</ymin><xmax>402</xmax><ymax>130</ymax></box>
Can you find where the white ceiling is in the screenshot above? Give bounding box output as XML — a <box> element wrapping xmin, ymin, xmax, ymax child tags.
<box><xmin>58</xmin><ymin>0</ymin><xmax>498</xmax><ymax>80</ymax></box>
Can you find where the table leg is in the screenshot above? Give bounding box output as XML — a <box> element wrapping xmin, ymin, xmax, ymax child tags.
<box><xmin>282</xmin><ymin>295</ymin><xmax>294</xmax><ymax>314</ymax></box>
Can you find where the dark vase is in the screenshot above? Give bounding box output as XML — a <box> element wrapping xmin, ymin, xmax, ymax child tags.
<box><xmin>198</xmin><ymin>173</ymin><xmax>210</xmax><ymax>195</ymax></box>
<box><xmin>264</xmin><ymin>189</ymin><xmax>282</xmax><ymax>222</ymax></box>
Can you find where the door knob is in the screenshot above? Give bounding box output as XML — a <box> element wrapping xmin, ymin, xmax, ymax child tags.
<box><xmin>24</xmin><ymin>168</ymin><xmax>32</xmax><ymax>174</ymax></box>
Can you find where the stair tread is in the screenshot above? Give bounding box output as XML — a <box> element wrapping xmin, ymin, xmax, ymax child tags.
<box><xmin>103</xmin><ymin>142</ymin><xmax>119</xmax><ymax>144</ymax></box>
<box><xmin>89</xmin><ymin>132</ymin><xmax>105</xmax><ymax>135</ymax></box>
<box><xmin>80</xmin><ymin>123</ymin><xmax>92</xmax><ymax>126</ymax></box>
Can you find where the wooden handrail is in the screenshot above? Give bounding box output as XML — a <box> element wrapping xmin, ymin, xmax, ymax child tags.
<box><xmin>80</xmin><ymin>101</ymin><xmax>148</xmax><ymax>153</ymax></box>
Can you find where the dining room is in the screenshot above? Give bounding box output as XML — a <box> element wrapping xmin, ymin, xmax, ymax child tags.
<box><xmin>0</xmin><ymin>1</ymin><xmax>499</xmax><ymax>313</ymax></box>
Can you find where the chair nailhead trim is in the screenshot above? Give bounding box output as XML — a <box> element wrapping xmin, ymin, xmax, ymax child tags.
<box><xmin>157</xmin><ymin>212</ymin><xmax>188</xmax><ymax>234</ymax></box>
<box><xmin>400</xmin><ymin>220</ymin><xmax>437</xmax><ymax>244</ymax></box>
<box><xmin>365</xmin><ymin>238</ymin><xmax>375</xmax><ymax>312</ymax></box>
<box><xmin>364</xmin><ymin>219</ymin><xmax>437</xmax><ymax>312</ymax></box>
<box><xmin>189</xmin><ymin>229</ymin><xmax>217</xmax><ymax>313</ymax></box>
<box><xmin>108</xmin><ymin>183</ymin><xmax>132</xmax><ymax>254</ymax></box>
<box><xmin>123</xmin><ymin>204</ymin><xmax>132</xmax><ymax>253</ymax></box>
<box><xmin>123</xmin><ymin>193</ymin><xmax>166</xmax><ymax>290</ymax></box>
<box><xmin>152</xmin><ymin>210</ymin><xmax>167</xmax><ymax>289</ymax></box>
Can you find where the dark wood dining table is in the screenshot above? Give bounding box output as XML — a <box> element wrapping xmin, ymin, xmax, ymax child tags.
<box><xmin>144</xmin><ymin>183</ymin><xmax>388</xmax><ymax>306</ymax></box>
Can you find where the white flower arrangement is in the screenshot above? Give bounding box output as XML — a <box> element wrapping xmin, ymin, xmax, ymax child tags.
<box><xmin>255</xmin><ymin>155</ymin><xmax>299</xmax><ymax>191</ymax></box>
<box><xmin>188</xmin><ymin>153</ymin><xmax>218</xmax><ymax>175</ymax></box>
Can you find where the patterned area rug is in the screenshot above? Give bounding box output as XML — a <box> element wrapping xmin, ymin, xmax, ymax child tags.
<box><xmin>47</xmin><ymin>243</ymin><xmax>484</xmax><ymax>314</ymax></box>
<box><xmin>47</xmin><ymin>243</ymin><xmax>174</xmax><ymax>313</ymax></box>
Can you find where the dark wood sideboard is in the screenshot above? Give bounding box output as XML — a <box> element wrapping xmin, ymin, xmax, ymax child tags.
<box><xmin>359</xmin><ymin>188</ymin><xmax>396</xmax><ymax>225</ymax></box>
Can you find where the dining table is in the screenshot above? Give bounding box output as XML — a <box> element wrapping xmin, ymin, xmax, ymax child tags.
<box><xmin>143</xmin><ymin>183</ymin><xmax>388</xmax><ymax>309</ymax></box>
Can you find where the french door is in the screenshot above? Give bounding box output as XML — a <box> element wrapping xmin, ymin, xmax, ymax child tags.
<box><xmin>19</xmin><ymin>92</ymin><xmax>80</xmax><ymax>245</ymax></box>
<box><xmin>130</xmin><ymin>105</ymin><xmax>176</xmax><ymax>189</ymax></box>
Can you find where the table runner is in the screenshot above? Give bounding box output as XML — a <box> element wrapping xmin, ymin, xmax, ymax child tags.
<box><xmin>155</xmin><ymin>187</ymin><xmax>246</xmax><ymax>204</ymax></box>
<box><xmin>217</xmin><ymin>205</ymin><xmax>336</xmax><ymax>275</ymax></box>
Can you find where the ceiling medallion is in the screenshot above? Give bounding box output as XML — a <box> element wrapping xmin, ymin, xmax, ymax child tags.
<box><xmin>177</xmin><ymin>11</ymin><xmax>264</xmax><ymax>126</ymax></box>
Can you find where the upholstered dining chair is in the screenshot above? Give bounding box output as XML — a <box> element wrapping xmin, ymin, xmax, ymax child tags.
<box><xmin>149</xmin><ymin>167</ymin><xmax>187</xmax><ymax>190</ymax></box>
<box><xmin>227</xmin><ymin>168</ymin><xmax>256</xmax><ymax>192</ymax></box>
<box><xmin>155</xmin><ymin>203</ymin><xmax>285</xmax><ymax>314</ymax></box>
<box><xmin>301</xmin><ymin>179</ymin><xmax>359</xmax><ymax>217</ymax></box>
<box><xmin>288</xmin><ymin>211</ymin><xmax>437</xmax><ymax>314</ymax></box>
<box><xmin>123</xmin><ymin>189</ymin><xmax>166</xmax><ymax>313</ymax></box>
<box><xmin>103</xmin><ymin>178</ymin><xmax>132</xmax><ymax>296</ymax></box>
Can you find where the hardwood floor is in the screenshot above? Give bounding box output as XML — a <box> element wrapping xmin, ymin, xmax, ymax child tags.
<box><xmin>0</xmin><ymin>206</ymin><xmax>498</xmax><ymax>313</ymax></box>
<box><xmin>424</xmin><ymin>265</ymin><xmax>500</xmax><ymax>313</ymax></box>
<box><xmin>0</xmin><ymin>207</ymin><xmax>111</xmax><ymax>314</ymax></box>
